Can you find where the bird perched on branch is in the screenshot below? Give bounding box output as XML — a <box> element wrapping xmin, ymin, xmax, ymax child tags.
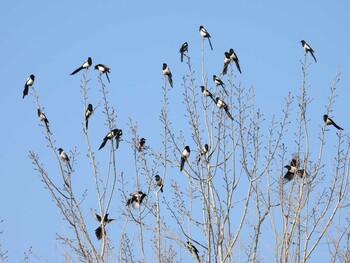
<box><xmin>137</xmin><ymin>138</ymin><xmax>146</xmax><ymax>152</ymax></box>
<box><xmin>213</xmin><ymin>75</ymin><xmax>228</xmax><ymax>95</ymax></box>
<box><xmin>229</xmin><ymin>48</ymin><xmax>242</xmax><ymax>74</ymax></box>
<box><xmin>301</xmin><ymin>40</ymin><xmax>317</xmax><ymax>62</ymax></box>
<box><xmin>23</xmin><ymin>74</ymin><xmax>35</xmax><ymax>99</ymax></box>
<box><xmin>186</xmin><ymin>241</ymin><xmax>200</xmax><ymax>262</ymax></box>
<box><xmin>162</xmin><ymin>63</ymin><xmax>173</xmax><ymax>88</ymax></box>
<box><xmin>58</xmin><ymin>148</ymin><xmax>72</xmax><ymax>171</ymax></box>
<box><xmin>85</xmin><ymin>104</ymin><xmax>93</xmax><ymax>130</ymax></box>
<box><xmin>323</xmin><ymin>115</ymin><xmax>343</xmax><ymax>130</ymax></box>
<box><xmin>93</xmin><ymin>213</ymin><xmax>115</xmax><ymax>240</ymax></box>
<box><xmin>216</xmin><ymin>97</ymin><xmax>234</xmax><ymax>120</ymax></box>
<box><xmin>127</xmin><ymin>191</ymin><xmax>147</xmax><ymax>209</ymax></box>
<box><xmin>155</xmin><ymin>175</ymin><xmax>163</xmax><ymax>193</ymax></box>
<box><xmin>70</xmin><ymin>57</ymin><xmax>92</xmax><ymax>75</ymax></box>
<box><xmin>197</xmin><ymin>144</ymin><xmax>209</xmax><ymax>164</ymax></box>
<box><xmin>37</xmin><ymin>109</ymin><xmax>50</xmax><ymax>133</ymax></box>
<box><xmin>179</xmin><ymin>42</ymin><xmax>188</xmax><ymax>63</ymax></box>
<box><xmin>94</xmin><ymin>64</ymin><xmax>111</xmax><ymax>83</ymax></box>
<box><xmin>200</xmin><ymin>86</ymin><xmax>215</xmax><ymax>103</ymax></box>
<box><xmin>283</xmin><ymin>155</ymin><xmax>308</xmax><ymax>183</ymax></box>
<box><xmin>222</xmin><ymin>52</ymin><xmax>231</xmax><ymax>75</ymax></box>
<box><xmin>180</xmin><ymin>146</ymin><xmax>191</xmax><ymax>172</ymax></box>
<box><xmin>98</xmin><ymin>129</ymin><xmax>123</xmax><ymax>150</ymax></box>
<box><xmin>199</xmin><ymin>25</ymin><xmax>213</xmax><ymax>50</ymax></box>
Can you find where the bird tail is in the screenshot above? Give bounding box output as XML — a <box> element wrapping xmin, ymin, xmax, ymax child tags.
<box><xmin>168</xmin><ymin>75</ymin><xmax>173</xmax><ymax>88</ymax></box>
<box><xmin>160</xmin><ymin>185</ymin><xmax>163</xmax><ymax>193</ymax></box>
<box><xmin>181</xmin><ymin>52</ymin><xmax>184</xmax><ymax>63</ymax></box>
<box><xmin>45</xmin><ymin>121</ymin><xmax>51</xmax><ymax>134</ymax></box>
<box><xmin>225</xmin><ymin>108</ymin><xmax>234</xmax><ymax>120</ymax></box>
<box><xmin>180</xmin><ymin>156</ymin><xmax>186</xmax><ymax>171</ymax></box>
<box><xmin>23</xmin><ymin>85</ymin><xmax>28</xmax><ymax>99</ymax></box>
<box><xmin>235</xmin><ymin>60</ymin><xmax>242</xmax><ymax>74</ymax></box>
<box><xmin>115</xmin><ymin>138</ymin><xmax>120</xmax><ymax>149</ymax></box>
<box><xmin>67</xmin><ymin>160</ymin><xmax>72</xmax><ymax>171</ymax></box>
<box><xmin>222</xmin><ymin>63</ymin><xmax>228</xmax><ymax>75</ymax></box>
<box><xmin>95</xmin><ymin>226</ymin><xmax>103</xmax><ymax>240</ymax></box>
<box><xmin>222</xmin><ymin>86</ymin><xmax>229</xmax><ymax>96</ymax></box>
<box><xmin>310</xmin><ymin>52</ymin><xmax>317</xmax><ymax>63</ymax></box>
<box><xmin>105</xmin><ymin>72</ymin><xmax>111</xmax><ymax>83</ymax></box>
<box><xmin>99</xmin><ymin>139</ymin><xmax>107</xmax><ymax>150</ymax></box>
<box><xmin>70</xmin><ymin>66</ymin><xmax>83</xmax><ymax>75</ymax></box>
<box><xmin>85</xmin><ymin>118</ymin><xmax>89</xmax><ymax>130</ymax></box>
<box><xmin>207</xmin><ymin>37</ymin><xmax>213</xmax><ymax>50</ymax></box>
<box><xmin>332</xmin><ymin>122</ymin><xmax>343</xmax><ymax>130</ymax></box>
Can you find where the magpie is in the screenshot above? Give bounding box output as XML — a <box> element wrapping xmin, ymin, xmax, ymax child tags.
<box><xmin>85</xmin><ymin>104</ymin><xmax>93</xmax><ymax>130</ymax></box>
<box><xmin>216</xmin><ymin>97</ymin><xmax>234</xmax><ymax>120</ymax></box>
<box><xmin>283</xmin><ymin>156</ymin><xmax>308</xmax><ymax>183</ymax></box>
<box><xmin>186</xmin><ymin>241</ymin><xmax>200</xmax><ymax>263</ymax></box>
<box><xmin>213</xmin><ymin>75</ymin><xmax>228</xmax><ymax>95</ymax></box>
<box><xmin>155</xmin><ymin>175</ymin><xmax>163</xmax><ymax>193</ymax></box>
<box><xmin>199</xmin><ymin>26</ymin><xmax>213</xmax><ymax>50</ymax></box>
<box><xmin>94</xmin><ymin>64</ymin><xmax>111</xmax><ymax>83</ymax></box>
<box><xmin>229</xmin><ymin>48</ymin><xmax>242</xmax><ymax>74</ymax></box>
<box><xmin>98</xmin><ymin>129</ymin><xmax>123</xmax><ymax>150</ymax></box>
<box><xmin>70</xmin><ymin>57</ymin><xmax>92</xmax><ymax>75</ymax></box>
<box><xmin>283</xmin><ymin>165</ymin><xmax>308</xmax><ymax>183</ymax></box>
<box><xmin>127</xmin><ymin>191</ymin><xmax>147</xmax><ymax>209</ymax></box>
<box><xmin>197</xmin><ymin>144</ymin><xmax>209</xmax><ymax>164</ymax></box>
<box><xmin>162</xmin><ymin>63</ymin><xmax>173</xmax><ymax>88</ymax></box>
<box><xmin>180</xmin><ymin>146</ymin><xmax>191</xmax><ymax>172</ymax></box>
<box><xmin>58</xmin><ymin>148</ymin><xmax>72</xmax><ymax>171</ymax></box>
<box><xmin>94</xmin><ymin>213</ymin><xmax>115</xmax><ymax>240</ymax></box>
<box><xmin>179</xmin><ymin>42</ymin><xmax>188</xmax><ymax>62</ymax></box>
<box><xmin>200</xmin><ymin>86</ymin><xmax>215</xmax><ymax>103</ymax></box>
<box><xmin>23</xmin><ymin>74</ymin><xmax>35</xmax><ymax>99</ymax></box>
<box><xmin>37</xmin><ymin>109</ymin><xmax>50</xmax><ymax>133</ymax></box>
<box><xmin>323</xmin><ymin>115</ymin><xmax>343</xmax><ymax>130</ymax></box>
<box><xmin>222</xmin><ymin>52</ymin><xmax>232</xmax><ymax>75</ymax></box>
<box><xmin>138</xmin><ymin>138</ymin><xmax>146</xmax><ymax>152</ymax></box>
<box><xmin>301</xmin><ymin>40</ymin><xmax>317</xmax><ymax>62</ymax></box>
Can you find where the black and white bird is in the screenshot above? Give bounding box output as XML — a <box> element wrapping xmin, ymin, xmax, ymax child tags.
<box><xmin>70</xmin><ymin>57</ymin><xmax>92</xmax><ymax>75</ymax></box>
<box><xmin>200</xmin><ymin>86</ymin><xmax>215</xmax><ymax>103</ymax></box>
<box><xmin>162</xmin><ymin>63</ymin><xmax>173</xmax><ymax>88</ymax></box>
<box><xmin>94</xmin><ymin>213</ymin><xmax>115</xmax><ymax>240</ymax></box>
<box><xmin>197</xmin><ymin>144</ymin><xmax>209</xmax><ymax>164</ymax></box>
<box><xmin>216</xmin><ymin>97</ymin><xmax>234</xmax><ymax>120</ymax></box>
<box><xmin>155</xmin><ymin>175</ymin><xmax>163</xmax><ymax>193</ymax></box>
<box><xmin>137</xmin><ymin>138</ymin><xmax>146</xmax><ymax>152</ymax></box>
<box><xmin>180</xmin><ymin>146</ymin><xmax>191</xmax><ymax>172</ymax></box>
<box><xmin>186</xmin><ymin>241</ymin><xmax>200</xmax><ymax>263</ymax></box>
<box><xmin>58</xmin><ymin>148</ymin><xmax>72</xmax><ymax>171</ymax></box>
<box><xmin>301</xmin><ymin>40</ymin><xmax>317</xmax><ymax>62</ymax></box>
<box><xmin>127</xmin><ymin>191</ymin><xmax>147</xmax><ymax>209</ymax></box>
<box><xmin>283</xmin><ymin>156</ymin><xmax>308</xmax><ymax>183</ymax></box>
<box><xmin>229</xmin><ymin>48</ymin><xmax>242</xmax><ymax>74</ymax></box>
<box><xmin>222</xmin><ymin>52</ymin><xmax>232</xmax><ymax>75</ymax></box>
<box><xmin>98</xmin><ymin>129</ymin><xmax>123</xmax><ymax>150</ymax></box>
<box><xmin>323</xmin><ymin>115</ymin><xmax>343</xmax><ymax>130</ymax></box>
<box><xmin>179</xmin><ymin>42</ymin><xmax>189</xmax><ymax>62</ymax></box>
<box><xmin>199</xmin><ymin>25</ymin><xmax>213</xmax><ymax>50</ymax></box>
<box><xmin>213</xmin><ymin>75</ymin><xmax>228</xmax><ymax>95</ymax></box>
<box><xmin>94</xmin><ymin>64</ymin><xmax>111</xmax><ymax>83</ymax></box>
<box><xmin>37</xmin><ymin>109</ymin><xmax>50</xmax><ymax>133</ymax></box>
<box><xmin>85</xmin><ymin>104</ymin><xmax>93</xmax><ymax>130</ymax></box>
<box><xmin>23</xmin><ymin>74</ymin><xmax>35</xmax><ymax>99</ymax></box>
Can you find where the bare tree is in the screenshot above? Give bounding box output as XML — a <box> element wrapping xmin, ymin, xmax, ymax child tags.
<box><xmin>25</xmin><ymin>36</ymin><xmax>350</xmax><ymax>263</ymax></box>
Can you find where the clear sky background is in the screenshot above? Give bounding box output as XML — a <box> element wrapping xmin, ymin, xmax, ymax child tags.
<box><xmin>1</xmin><ymin>0</ymin><xmax>350</xmax><ymax>261</ymax></box>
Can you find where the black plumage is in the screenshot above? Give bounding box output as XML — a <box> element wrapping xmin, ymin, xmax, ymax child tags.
<box><xmin>216</xmin><ymin>97</ymin><xmax>234</xmax><ymax>120</ymax></box>
<box><xmin>180</xmin><ymin>146</ymin><xmax>191</xmax><ymax>172</ymax></box>
<box><xmin>58</xmin><ymin>148</ymin><xmax>72</xmax><ymax>171</ymax></box>
<box><xmin>229</xmin><ymin>48</ymin><xmax>242</xmax><ymax>74</ymax></box>
<box><xmin>94</xmin><ymin>213</ymin><xmax>115</xmax><ymax>240</ymax></box>
<box><xmin>162</xmin><ymin>63</ymin><xmax>173</xmax><ymax>88</ymax></box>
<box><xmin>95</xmin><ymin>64</ymin><xmax>111</xmax><ymax>83</ymax></box>
<box><xmin>179</xmin><ymin>42</ymin><xmax>188</xmax><ymax>62</ymax></box>
<box><xmin>23</xmin><ymin>74</ymin><xmax>35</xmax><ymax>99</ymax></box>
<box><xmin>37</xmin><ymin>108</ymin><xmax>50</xmax><ymax>133</ymax></box>
<box><xmin>323</xmin><ymin>115</ymin><xmax>343</xmax><ymax>130</ymax></box>
<box><xmin>213</xmin><ymin>75</ymin><xmax>228</xmax><ymax>95</ymax></box>
<box><xmin>85</xmin><ymin>104</ymin><xmax>93</xmax><ymax>130</ymax></box>
<box><xmin>199</xmin><ymin>25</ymin><xmax>213</xmax><ymax>50</ymax></box>
<box><xmin>301</xmin><ymin>40</ymin><xmax>317</xmax><ymax>62</ymax></box>
<box><xmin>70</xmin><ymin>57</ymin><xmax>92</xmax><ymax>75</ymax></box>
<box><xmin>99</xmin><ymin>129</ymin><xmax>123</xmax><ymax>150</ymax></box>
<box><xmin>155</xmin><ymin>175</ymin><xmax>163</xmax><ymax>193</ymax></box>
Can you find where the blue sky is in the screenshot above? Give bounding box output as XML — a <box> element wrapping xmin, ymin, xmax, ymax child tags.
<box><xmin>1</xmin><ymin>0</ymin><xmax>350</xmax><ymax>261</ymax></box>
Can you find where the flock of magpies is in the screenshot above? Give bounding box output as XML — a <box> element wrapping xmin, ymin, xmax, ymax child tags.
<box><xmin>22</xmin><ymin>25</ymin><xmax>344</xmax><ymax>260</ymax></box>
